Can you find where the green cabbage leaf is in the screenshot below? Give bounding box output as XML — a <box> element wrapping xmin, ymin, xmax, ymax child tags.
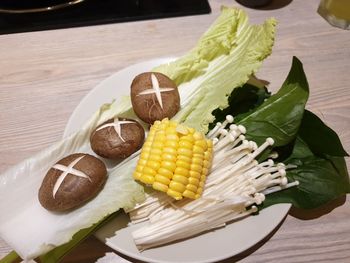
<box><xmin>0</xmin><ymin>100</ymin><xmax>144</xmax><ymax>261</ymax></box>
<box><xmin>154</xmin><ymin>7</ymin><xmax>276</xmax><ymax>133</ymax></box>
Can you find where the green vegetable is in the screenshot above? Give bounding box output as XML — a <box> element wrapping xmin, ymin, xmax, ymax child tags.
<box><xmin>38</xmin><ymin>212</ymin><xmax>119</xmax><ymax>263</ymax></box>
<box><xmin>0</xmin><ymin>100</ymin><xmax>144</xmax><ymax>261</ymax></box>
<box><xmin>214</xmin><ymin>56</ymin><xmax>349</xmax><ymax>209</ymax></box>
<box><xmin>155</xmin><ymin>7</ymin><xmax>277</xmax><ymax>133</ymax></box>
<box><xmin>261</xmin><ymin>111</ymin><xmax>349</xmax><ymax>209</ymax></box>
<box><xmin>236</xmin><ymin>56</ymin><xmax>309</xmax><ymax>147</ymax></box>
<box><xmin>296</xmin><ymin>110</ymin><xmax>348</xmax><ymax>157</ymax></box>
<box><xmin>0</xmin><ymin>251</ymin><xmax>20</xmax><ymax>263</ymax></box>
<box><xmin>262</xmin><ymin>156</ymin><xmax>349</xmax><ymax>209</ymax></box>
<box><xmin>210</xmin><ymin>82</ymin><xmax>270</xmax><ymax>129</ymax></box>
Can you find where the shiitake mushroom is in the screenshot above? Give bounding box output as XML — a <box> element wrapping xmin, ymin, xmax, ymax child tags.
<box><xmin>130</xmin><ymin>72</ymin><xmax>180</xmax><ymax>124</ymax></box>
<box><xmin>90</xmin><ymin>117</ymin><xmax>145</xmax><ymax>160</ymax></box>
<box><xmin>38</xmin><ymin>153</ymin><xmax>107</xmax><ymax>212</ymax></box>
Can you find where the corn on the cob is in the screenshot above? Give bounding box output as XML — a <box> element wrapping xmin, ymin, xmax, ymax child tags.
<box><xmin>133</xmin><ymin>118</ymin><xmax>213</xmax><ymax>200</ymax></box>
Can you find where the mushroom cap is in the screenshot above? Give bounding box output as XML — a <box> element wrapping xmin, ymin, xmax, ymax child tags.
<box><xmin>38</xmin><ymin>153</ymin><xmax>107</xmax><ymax>212</ymax></box>
<box><xmin>130</xmin><ymin>72</ymin><xmax>180</xmax><ymax>124</ymax></box>
<box><xmin>90</xmin><ymin>117</ymin><xmax>145</xmax><ymax>160</ymax></box>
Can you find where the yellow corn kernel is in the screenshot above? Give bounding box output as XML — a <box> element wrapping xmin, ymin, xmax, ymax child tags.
<box><xmin>176</xmin><ymin>124</ymin><xmax>189</xmax><ymax>135</ymax></box>
<box><xmin>158</xmin><ymin>168</ymin><xmax>173</xmax><ymax>179</ymax></box>
<box><xmin>141</xmin><ymin>146</ymin><xmax>151</xmax><ymax>153</ymax></box>
<box><xmin>159</xmin><ymin>123</ymin><xmax>168</xmax><ymax>130</ymax></box>
<box><xmin>153</xmin><ymin>120</ymin><xmax>161</xmax><ymax>126</ymax></box>
<box><xmin>183</xmin><ymin>190</ymin><xmax>196</xmax><ymax>199</ymax></box>
<box><xmin>188</xmin><ymin>127</ymin><xmax>195</xmax><ymax>134</ymax></box>
<box><xmin>192</xmin><ymin>157</ymin><xmax>203</xmax><ymax>166</ymax></box>
<box><xmin>138</xmin><ymin>159</ymin><xmax>147</xmax><ymax>166</ymax></box>
<box><xmin>167</xmin><ymin>189</ymin><xmax>183</xmax><ymax>200</ymax></box>
<box><xmin>189</xmin><ymin>170</ymin><xmax>201</xmax><ymax>179</ymax></box>
<box><xmin>136</xmin><ymin>165</ymin><xmax>144</xmax><ymax>173</ymax></box>
<box><xmin>162</xmin><ymin>153</ymin><xmax>177</xmax><ymax>162</ymax></box>
<box><xmin>161</xmin><ymin>161</ymin><xmax>176</xmax><ymax>172</ymax></box>
<box><xmin>207</xmin><ymin>139</ymin><xmax>213</xmax><ymax>149</ymax></box>
<box><xmin>153</xmin><ymin>182</ymin><xmax>168</xmax><ymax>192</ymax></box>
<box><xmin>195</xmin><ymin>139</ymin><xmax>208</xmax><ymax>150</ymax></box>
<box><xmin>178</xmin><ymin>148</ymin><xmax>192</xmax><ymax>158</ymax></box>
<box><xmin>140</xmin><ymin>152</ymin><xmax>150</xmax><ymax>160</ymax></box>
<box><xmin>169</xmin><ymin>181</ymin><xmax>186</xmax><ymax>193</ymax></box>
<box><xmin>148</xmin><ymin>154</ymin><xmax>162</xmax><ymax>162</ymax></box>
<box><xmin>169</xmin><ymin>120</ymin><xmax>178</xmax><ymax>127</ymax></box>
<box><xmin>193</xmin><ymin>131</ymin><xmax>203</xmax><ymax>140</ymax></box>
<box><xmin>150</xmin><ymin>148</ymin><xmax>162</xmax><ymax>156</ymax></box>
<box><xmin>174</xmin><ymin>167</ymin><xmax>189</xmax><ymax>177</ymax></box>
<box><xmin>154</xmin><ymin>135</ymin><xmax>166</xmax><ymax>142</ymax></box>
<box><xmin>204</xmin><ymin>151</ymin><xmax>212</xmax><ymax>161</ymax></box>
<box><xmin>190</xmin><ymin>163</ymin><xmax>202</xmax><ymax>173</ymax></box>
<box><xmin>188</xmin><ymin>177</ymin><xmax>199</xmax><ymax>185</ymax></box>
<box><xmin>193</xmin><ymin>145</ymin><xmax>205</xmax><ymax>155</ymax></box>
<box><xmin>181</xmin><ymin>134</ymin><xmax>194</xmax><ymax>143</ymax></box>
<box><xmin>161</xmin><ymin>118</ymin><xmax>170</xmax><ymax>125</ymax></box>
<box><xmin>165</xmin><ymin>140</ymin><xmax>178</xmax><ymax>148</ymax></box>
<box><xmin>202</xmin><ymin>167</ymin><xmax>209</xmax><ymax>176</ymax></box>
<box><xmin>193</xmin><ymin>153</ymin><xmax>204</xmax><ymax>160</ymax></box>
<box><xmin>176</xmin><ymin>160</ymin><xmax>191</xmax><ymax>170</ymax></box>
<box><xmin>147</xmin><ymin>133</ymin><xmax>155</xmax><ymax>140</ymax></box>
<box><xmin>133</xmin><ymin>171</ymin><xmax>142</xmax><ymax>180</ymax></box>
<box><xmin>147</xmin><ymin>160</ymin><xmax>160</xmax><ymax>171</ymax></box>
<box><xmin>142</xmin><ymin>166</ymin><xmax>156</xmax><ymax>176</ymax></box>
<box><xmin>163</xmin><ymin>147</ymin><xmax>177</xmax><ymax>155</ymax></box>
<box><xmin>143</xmin><ymin>141</ymin><xmax>153</xmax><ymax>147</ymax></box>
<box><xmin>186</xmin><ymin>184</ymin><xmax>198</xmax><ymax>193</ymax></box>
<box><xmin>177</xmin><ymin>155</ymin><xmax>192</xmax><ymax>163</ymax></box>
<box><xmin>165</xmin><ymin>126</ymin><xmax>177</xmax><ymax>134</ymax></box>
<box><xmin>133</xmin><ymin>118</ymin><xmax>213</xmax><ymax>200</ymax></box>
<box><xmin>178</xmin><ymin>140</ymin><xmax>193</xmax><ymax>149</ymax></box>
<box><xmin>166</xmin><ymin>134</ymin><xmax>179</xmax><ymax>141</ymax></box>
<box><xmin>140</xmin><ymin>174</ymin><xmax>155</xmax><ymax>184</ymax></box>
<box><xmin>155</xmin><ymin>174</ymin><xmax>171</xmax><ymax>185</ymax></box>
<box><xmin>152</xmin><ymin>141</ymin><xmax>163</xmax><ymax>149</ymax></box>
<box><xmin>172</xmin><ymin>174</ymin><xmax>189</xmax><ymax>185</ymax></box>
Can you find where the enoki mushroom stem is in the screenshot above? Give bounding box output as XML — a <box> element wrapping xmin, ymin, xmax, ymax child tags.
<box><xmin>128</xmin><ymin>116</ymin><xmax>299</xmax><ymax>250</ymax></box>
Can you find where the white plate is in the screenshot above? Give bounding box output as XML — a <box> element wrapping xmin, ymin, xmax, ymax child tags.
<box><xmin>64</xmin><ymin>58</ymin><xmax>291</xmax><ymax>263</ymax></box>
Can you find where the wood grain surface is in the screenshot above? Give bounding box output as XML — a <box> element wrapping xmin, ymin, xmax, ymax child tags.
<box><xmin>1</xmin><ymin>0</ymin><xmax>349</xmax><ymax>262</ymax></box>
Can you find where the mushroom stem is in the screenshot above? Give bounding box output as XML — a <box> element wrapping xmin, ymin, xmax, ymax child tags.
<box><xmin>128</xmin><ymin>117</ymin><xmax>300</xmax><ymax>250</ymax></box>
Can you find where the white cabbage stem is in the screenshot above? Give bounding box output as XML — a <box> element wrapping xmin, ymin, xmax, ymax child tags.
<box><xmin>129</xmin><ymin>118</ymin><xmax>299</xmax><ymax>250</ymax></box>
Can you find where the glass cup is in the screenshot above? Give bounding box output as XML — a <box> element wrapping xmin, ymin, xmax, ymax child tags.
<box><xmin>318</xmin><ymin>0</ymin><xmax>350</xmax><ymax>30</ymax></box>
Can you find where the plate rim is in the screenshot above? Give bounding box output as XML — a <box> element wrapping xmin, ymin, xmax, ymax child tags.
<box><xmin>63</xmin><ymin>58</ymin><xmax>291</xmax><ymax>263</ymax></box>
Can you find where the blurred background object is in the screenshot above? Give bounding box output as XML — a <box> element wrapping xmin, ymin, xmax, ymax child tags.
<box><xmin>318</xmin><ymin>0</ymin><xmax>350</xmax><ymax>30</ymax></box>
<box><xmin>0</xmin><ymin>0</ymin><xmax>211</xmax><ymax>34</ymax></box>
<box><xmin>236</xmin><ymin>0</ymin><xmax>272</xmax><ymax>8</ymax></box>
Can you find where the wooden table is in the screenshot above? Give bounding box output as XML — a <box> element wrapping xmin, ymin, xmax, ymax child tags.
<box><xmin>1</xmin><ymin>0</ymin><xmax>349</xmax><ymax>262</ymax></box>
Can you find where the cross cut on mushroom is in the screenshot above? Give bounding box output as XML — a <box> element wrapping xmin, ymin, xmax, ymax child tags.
<box><xmin>95</xmin><ymin>117</ymin><xmax>135</xmax><ymax>142</ymax></box>
<box><xmin>52</xmin><ymin>155</ymin><xmax>91</xmax><ymax>198</ymax></box>
<box><xmin>137</xmin><ymin>73</ymin><xmax>175</xmax><ymax>109</ymax></box>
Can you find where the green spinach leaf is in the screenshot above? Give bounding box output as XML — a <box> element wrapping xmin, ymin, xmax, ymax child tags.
<box><xmin>262</xmin><ymin>156</ymin><xmax>349</xmax><ymax>209</ymax></box>
<box><xmin>298</xmin><ymin>110</ymin><xmax>349</xmax><ymax>157</ymax></box>
<box><xmin>262</xmin><ymin>110</ymin><xmax>349</xmax><ymax>209</ymax></box>
<box><xmin>236</xmin><ymin>56</ymin><xmax>309</xmax><ymax>146</ymax></box>
<box><xmin>209</xmin><ymin>83</ymin><xmax>270</xmax><ymax>130</ymax></box>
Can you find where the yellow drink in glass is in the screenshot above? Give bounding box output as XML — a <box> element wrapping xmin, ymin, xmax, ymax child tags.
<box><xmin>318</xmin><ymin>0</ymin><xmax>350</xmax><ymax>29</ymax></box>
